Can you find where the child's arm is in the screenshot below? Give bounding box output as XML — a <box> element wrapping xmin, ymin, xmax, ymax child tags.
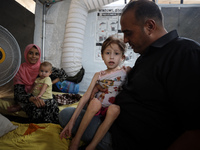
<box><xmin>70</xmin><ymin>72</ymin><xmax>100</xmax><ymax>120</ymax></box>
<box><xmin>36</xmin><ymin>83</ymin><xmax>48</xmax><ymax>99</ymax></box>
<box><xmin>60</xmin><ymin>72</ymin><xmax>100</xmax><ymax>139</ymax></box>
<box><xmin>36</xmin><ymin>77</ymin><xmax>52</xmax><ymax>99</ymax></box>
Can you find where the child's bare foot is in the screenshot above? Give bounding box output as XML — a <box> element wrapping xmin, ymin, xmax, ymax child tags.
<box><xmin>7</xmin><ymin>105</ymin><xmax>21</xmax><ymax>113</ymax></box>
<box><xmin>69</xmin><ymin>138</ymin><xmax>79</xmax><ymax>150</ymax></box>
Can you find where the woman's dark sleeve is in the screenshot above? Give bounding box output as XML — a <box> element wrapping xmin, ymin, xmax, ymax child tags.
<box><xmin>51</xmin><ymin>67</ymin><xmax>68</xmax><ymax>82</ymax></box>
<box><xmin>14</xmin><ymin>84</ymin><xmax>31</xmax><ymax>104</ymax></box>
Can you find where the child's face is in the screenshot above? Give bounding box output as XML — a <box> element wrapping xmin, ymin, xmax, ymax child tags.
<box><xmin>39</xmin><ymin>66</ymin><xmax>52</xmax><ymax>79</ymax></box>
<box><xmin>102</xmin><ymin>43</ymin><xmax>124</xmax><ymax>70</ymax></box>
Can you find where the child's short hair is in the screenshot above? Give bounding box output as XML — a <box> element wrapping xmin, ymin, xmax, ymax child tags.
<box><xmin>40</xmin><ymin>61</ymin><xmax>52</xmax><ymax>70</ymax></box>
<box><xmin>101</xmin><ymin>35</ymin><xmax>126</xmax><ymax>55</ymax></box>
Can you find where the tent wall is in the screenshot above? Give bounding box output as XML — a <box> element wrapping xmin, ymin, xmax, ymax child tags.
<box><xmin>0</xmin><ymin>0</ymin><xmax>35</xmax><ymax>63</ymax></box>
<box><xmin>34</xmin><ymin>1</ymin><xmax>200</xmax><ymax>94</ymax></box>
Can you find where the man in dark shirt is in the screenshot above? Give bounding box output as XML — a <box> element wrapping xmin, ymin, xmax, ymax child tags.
<box><xmin>110</xmin><ymin>0</ymin><xmax>200</xmax><ymax>150</ymax></box>
<box><xmin>59</xmin><ymin>1</ymin><xmax>200</xmax><ymax>150</ymax></box>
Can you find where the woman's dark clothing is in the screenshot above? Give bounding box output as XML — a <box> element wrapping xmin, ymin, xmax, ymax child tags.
<box><xmin>14</xmin><ymin>67</ymin><xmax>67</xmax><ymax>123</ymax></box>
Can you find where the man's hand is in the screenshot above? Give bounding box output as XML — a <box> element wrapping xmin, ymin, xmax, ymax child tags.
<box><xmin>90</xmin><ymin>84</ymin><xmax>106</xmax><ymax>100</ymax></box>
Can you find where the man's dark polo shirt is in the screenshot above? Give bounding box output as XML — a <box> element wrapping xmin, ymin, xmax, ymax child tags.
<box><xmin>112</xmin><ymin>30</ymin><xmax>200</xmax><ymax>150</ymax></box>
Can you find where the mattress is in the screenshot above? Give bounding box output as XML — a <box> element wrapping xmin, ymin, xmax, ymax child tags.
<box><xmin>0</xmin><ymin>84</ymin><xmax>83</xmax><ymax>150</ymax></box>
<box><xmin>0</xmin><ymin>91</ymin><xmax>79</xmax><ymax>118</ymax></box>
<box><xmin>0</xmin><ymin>122</ymin><xmax>72</xmax><ymax>150</ymax></box>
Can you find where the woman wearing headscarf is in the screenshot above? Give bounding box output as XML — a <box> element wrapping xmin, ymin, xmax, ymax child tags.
<box><xmin>9</xmin><ymin>44</ymin><xmax>67</xmax><ymax>123</ymax></box>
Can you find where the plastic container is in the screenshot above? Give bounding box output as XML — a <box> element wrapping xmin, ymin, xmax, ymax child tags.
<box><xmin>55</xmin><ymin>80</ymin><xmax>79</xmax><ymax>94</ymax></box>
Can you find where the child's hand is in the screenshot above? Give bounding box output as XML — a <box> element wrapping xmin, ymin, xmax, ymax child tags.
<box><xmin>60</xmin><ymin>121</ymin><xmax>74</xmax><ymax>139</ymax></box>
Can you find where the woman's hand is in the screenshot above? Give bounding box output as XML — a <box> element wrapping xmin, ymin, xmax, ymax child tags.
<box><xmin>52</xmin><ymin>78</ymin><xmax>60</xmax><ymax>84</ymax></box>
<box><xmin>29</xmin><ymin>96</ymin><xmax>45</xmax><ymax>108</ymax></box>
<box><xmin>60</xmin><ymin>120</ymin><xmax>74</xmax><ymax>139</ymax></box>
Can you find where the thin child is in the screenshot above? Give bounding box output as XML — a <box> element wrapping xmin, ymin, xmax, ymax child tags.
<box><xmin>60</xmin><ymin>35</ymin><xmax>131</xmax><ymax>150</ymax></box>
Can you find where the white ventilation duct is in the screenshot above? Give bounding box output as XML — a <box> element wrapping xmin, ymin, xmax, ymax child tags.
<box><xmin>61</xmin><ymin>0</ymin><xmax>119</xmax><ymax>76</ymax></box>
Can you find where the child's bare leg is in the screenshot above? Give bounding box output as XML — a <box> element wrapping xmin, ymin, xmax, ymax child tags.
<box><xmin>86</xmin><ymin>104</ymin><xmax>120</xmax><ymax>150</ymax></box>
<box><xmin>69</xmin><ymin>98</ymin><xmax>101</xmax><ymax>150</ymax></box>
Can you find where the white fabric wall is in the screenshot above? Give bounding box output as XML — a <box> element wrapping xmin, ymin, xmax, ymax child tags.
<box><xmin>79</xmin><ymin>9</ymin><xmax>137</xmax><ymax>94</ymax></box>
<box><xmin>34</xmin><ymin>0</ymin><xmax>137</xmax><ymax>94</ymax></box>
<box><xmin>34</xmin><ymin>0</ymin><xmax>71</xmax><ymax>67</ymax></box>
